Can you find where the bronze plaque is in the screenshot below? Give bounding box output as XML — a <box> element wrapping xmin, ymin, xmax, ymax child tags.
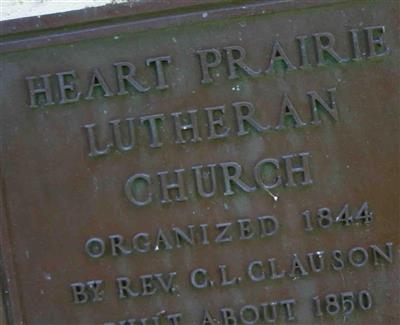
<box><xmin>0</xmin><ymin>0</ymin><xmax>399</xmax><ymax>324</ymax></box>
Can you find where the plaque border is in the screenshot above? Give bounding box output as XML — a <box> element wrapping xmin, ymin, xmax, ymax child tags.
<box><xmin>0</xmin><ymin>0</ymin><xmax>347</xmax><ymax>54</ymax></box>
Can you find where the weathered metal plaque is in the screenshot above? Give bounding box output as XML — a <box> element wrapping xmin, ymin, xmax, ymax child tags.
<box><xmin>0</xmin><ymin>0</ymin><xmax>399</xmax><ymax>324</ymax></box>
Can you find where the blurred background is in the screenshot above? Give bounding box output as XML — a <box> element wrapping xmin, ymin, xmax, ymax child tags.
<box><xmin>0</xmin><ymin>0</ymin><xmax>127</xmax><ymax>20</ymax></box>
